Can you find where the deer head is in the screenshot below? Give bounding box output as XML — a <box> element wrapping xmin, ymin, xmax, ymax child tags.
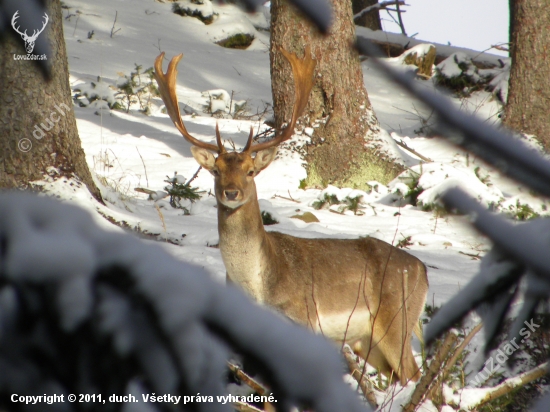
<box><xmin>11</xmin><ymin>10</ymin><xmax>49</xmax><ymax>54</ymax></box>
<box><xmin>153</xmin><ymin>49</ymin><xmax>316</xmax><ymax>209</ymax></box>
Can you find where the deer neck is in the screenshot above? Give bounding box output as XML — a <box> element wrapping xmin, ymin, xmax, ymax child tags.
<box><xmin>217</xmin><ymin>189</ymin><xmax>272</xmax><ymax>303</ymax></box>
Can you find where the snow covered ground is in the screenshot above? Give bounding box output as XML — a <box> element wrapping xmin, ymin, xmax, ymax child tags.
<box><xmin>30</xmin><ymin>0</ymin><xmax>548</xmax><ymax>409</ymax></box>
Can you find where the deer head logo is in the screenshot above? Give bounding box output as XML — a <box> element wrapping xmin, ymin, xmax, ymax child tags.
<box><xmin>11</xmin><ymin>10</ymin><xmax>49</xmax><ymax>54</ymax></box>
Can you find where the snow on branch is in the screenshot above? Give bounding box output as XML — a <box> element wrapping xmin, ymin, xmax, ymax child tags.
<box><xmin>422</xmin><ymin>188</ymin><xmax>550</xmax><ymax>357</ymax></box>
<box><xmin>355</xmin><ymin>38</ymin><xmax>550</xmax><ymax>410</ymax></box>
<box><xmin>0</xmin><ymin>192</ymin><xmax>368</xmax><ymax>412</ymax></box>
<box><xmin>473</xmin><ymin>362</ymin><xmax>548</xmax><ymax>408</ymax></box>
<box><xmin>355</xmin><ymin>38</ymin><xmax>550</xmax><ymax>198</ymax></box>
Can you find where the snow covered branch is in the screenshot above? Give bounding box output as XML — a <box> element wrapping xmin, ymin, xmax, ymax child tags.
<box><xmin>473</xmin><ymin>362</ymin><xmax>548</xmax><ymax>407</ymax></box>
<box><xmin>355</xmin><ymin>38</ymin><xmax>550</xmax><ymax>198</ymax></box>
<box><xmin>0</xmin><ymin>192</ymin><xmax>368</xmax><ymax>412</ymax></box>
<box><xmin>355</xmin><ymin>37</ymin><xmax>550</xmax><ymax>410</ymax></box>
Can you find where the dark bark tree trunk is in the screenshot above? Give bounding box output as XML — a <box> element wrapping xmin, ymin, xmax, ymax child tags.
<box><xmin>352</xmin><ymin>0</ymin><xmax>382</xmax><ymax>30</ymax></box>
<box><xmin>270</xmin><ymin>0</ymin><xmax>402</xmax><ymax>188</ymax></box>
<box><xmin>0</xmin><ymin>0</ymin><xmax>101</xmax><ymax>201</ymax></box>
<box><xmin>503</xmin><ymin>0</ymin><xmax>550</xmax><ymax>149</ymax></box>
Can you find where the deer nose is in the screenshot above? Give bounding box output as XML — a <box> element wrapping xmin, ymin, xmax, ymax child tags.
<box><xmin>224</xmin><ymin>190</ymin><xmax>239</xmax><ymax>201</ymax></box>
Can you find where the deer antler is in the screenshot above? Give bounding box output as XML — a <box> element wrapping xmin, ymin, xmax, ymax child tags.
<box><xmin>154</xmin><ymin>52</ymin><xmax>224</xmax><ymax>153</ymax></box>
<box><xmin>154</xmin><ymin>48</ymin><xmax>315</xmax><ymax>155</ymax></box>
<box><xmin>243</xmin><ymin>46</ymin><xmax>316</xmax><ymax>154</ymax></box>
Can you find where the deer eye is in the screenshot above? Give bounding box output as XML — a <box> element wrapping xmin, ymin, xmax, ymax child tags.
<box><xmin>212</xmin><ymin>169</ymin><xmax>220</xmax><ymax>177</ymax></box>
<box><xmin>247</xmin><ymin>170</ymin><xmax>255</xmax><ymax>177</ymax></box>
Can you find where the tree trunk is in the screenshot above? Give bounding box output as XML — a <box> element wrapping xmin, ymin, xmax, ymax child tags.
<box><xmin>270</xmin><ymin>0</ymin><xmax>403</xmax><ymax>188</ymax></box>
<box><xmin>503</xmin><ymin>0</ymin><xmax>550</xmax><ymax>149</ymax></box>
<box><xmin>352</xmin><ymin>0</ymin><xmax>382</xmax><ymax>30</ymax></box>
<box><xmin>0</xmin><ymin>0</ymin><xmax>101</xmax><ymax>201</ymax></box>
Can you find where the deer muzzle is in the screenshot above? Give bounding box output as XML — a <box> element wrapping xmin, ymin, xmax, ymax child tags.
<box><xmin>224</xmin><ymin>190</ymin><xmax>239</xmax><ymax>202</ymax></box>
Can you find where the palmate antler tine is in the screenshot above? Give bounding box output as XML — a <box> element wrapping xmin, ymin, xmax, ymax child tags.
<box><xmin>242</xmin><ymin>127</ymin><xmax>254</xmax><ymax>152</ymax></box>
<box><xmin>215</xmin><ymin>123</ymin><xmax>227</xmax><ymax>153</ymax></box>
<box><xmin>154</xmin><ymin>52</ymin><xmax>222</xmax><ymax>153</ymax></box>
<box><xmin>245</xmin><ymin>46</ymin><xmax>316</xmax><ymax>154</ymax></box>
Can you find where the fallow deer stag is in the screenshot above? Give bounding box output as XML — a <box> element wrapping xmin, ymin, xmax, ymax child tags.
<box><xmin>154</xmin><ymin>49</ymin><xmax>428</xmax><ymax>384</ymax></box>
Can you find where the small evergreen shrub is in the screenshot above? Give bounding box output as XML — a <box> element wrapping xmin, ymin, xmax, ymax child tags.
<box><xmin>164</xmin><ymin>174</ymin><xmax>203</xmax><ymax>214</ymax></box>
<box><xmin>261</xmin><ymin>211</ymin><xmax>279</xmax><ymax>225</ymax></box>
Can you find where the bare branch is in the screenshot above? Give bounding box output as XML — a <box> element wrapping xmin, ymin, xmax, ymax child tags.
<box><xmin>442</xmin><ymin>322</ymin><xmax>483</xmax><ymax>380</ymax></box>
<box><xmin>273</xmin><ymin>194</ymin><xmax>300</xmax><ymax>203</ymax></box>
<box><xmin>404</xmin><ymin>331</ymin><xmax>458</xmax><ymax>412</ymax></box>
<box><xmin>394</xmin><ymin>139</ymin><xmax>432</xmax><ymax>162</ymax></box>
<box><xmin>135</xmin><ymin>147</ymin><xmax>149</xmax><ymax>187</ymax></box>
<box><xmin>394</xmin><ymin>1</ymin><xmax>407</xmax><ymax>36</ymax></box>
<box><xmin>429</xmin><ymin>322</ymin><xmax>484</xmax><ymax>400</ymax></box>
<box><xmin>491</xmin><ymin>43</ymin><xmax>510</xmax><ymax>52</ymax></box>
<box><xmin>185</xmin><ymin>166</ymin><xmax>202</xmax><ymax>186</ymax></box>
<box><xmin>227</xmin><ymin>362</ymin><xmax>269</xmax><ymax>395</ymax></box>
<box><xmin>354</xmin><ymin>1</ymin><xmax>406</xmax><ymax>20</ymax></box>
<box><xmin>342</xmin><ymin>346</ymin><xmax>379</xmax><ymax>408</ymax></box>
<box><xmin>110</xmin><ymin>11</ymin><xmax>121</xmax><ymax>38</ymax></box>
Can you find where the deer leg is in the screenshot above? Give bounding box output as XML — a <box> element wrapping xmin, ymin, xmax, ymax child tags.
<box><xmin>373</xmin><ymin>323</ymin><xmax>419</xmax><ymax>385</ymax></box>
<box><xmin>353</xmin><ymin>337</ymin><xmax>393</xmax><ymax>381</ymax></box>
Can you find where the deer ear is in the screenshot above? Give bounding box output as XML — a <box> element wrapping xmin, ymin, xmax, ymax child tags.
<box><xmin>190</xmin><ymin>146</ymin><xmax>216</xmax><ymax>170</ymax></box>
<box><xmin>254</xmin><ymin>147</ymin><xmax>277</xmax><ymax>173</ymax></box>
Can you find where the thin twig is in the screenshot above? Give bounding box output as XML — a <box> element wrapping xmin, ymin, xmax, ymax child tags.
<box><xmin>227</xmin><ymin>362</ymin><xmax>269</xmax><ymax>395</ymax></box>
<box><xmin>458</xmin><ymin>250</ymin><xmax>482</xmax><ymax>260</ymax></box>
<box><xmin>394</xmin><ymin>140</ymin><xmax>432</xmax><ymax>162</ymax></box>
<box><xmin>443</xmin><ymin>322</ymin><xmax>483</xmax><ymax>379</ymax></box>
<box><xmin>341</xmin><ymin>264</ymin><xmax>365</xmax><ymax>351</ymax></box>
<box><xmin>135</xmin><ymin>147</ymin><xmax>149</xmax><ymax>187</ymax></box>
<box><xmin>428</xmin><ymin>322</ymin><xmax>483</xmax><ymax>400</ymax></box>
<box><xmin>153</xmin><ymin>38</ymin><xmax>163</xmax><ymax>54</ymax></box>
<box><xmin>354</xmin><ymin>0</ymin><xmax>406</xmax><ymax>20</ymax></box>
<box><xmin>186</xmin><ymin>166</ymin><xmax>202</xmax><ymax>186</ymax></box>
<box><xmin>229</xmin><ymin>91</ymin><xmax>235</xmax><ymax>118</ymax></box>
<box><xmin>273</xmin><ymin>194</ymin><xmax>300</xmax><ymax>203</ymax></box>
<box><xmin>110</xmin><ymin>11</ymin><xmax>121</xmax><ymax>38</ymax></box>
<box><xmin>490</xmin><ymin>43</ymin><xmax>510</xmax><ymax>52</ymax></box>
<box><xmin>154</xmin><ymin>203</ymin><xmax>167</xmax><ymax>241</ymax></box>
<box><xmin>310</xmin><ymin>266</ymin><xmax>324</xmax><ymax>336</ymax></box>
<box><xmin>395</xmin><ymin>1</ymin><xmax>407</xmax><ymax>36</ymax></box>
<box><xmin>72</xmin><ymin>11</ymin><xmax>81</xmax><ymax>36</ymax></box>
<box><xmin>403</xmin><ymin>331</ymin><xmax>459</xmax><ymax>412</ymax></box>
